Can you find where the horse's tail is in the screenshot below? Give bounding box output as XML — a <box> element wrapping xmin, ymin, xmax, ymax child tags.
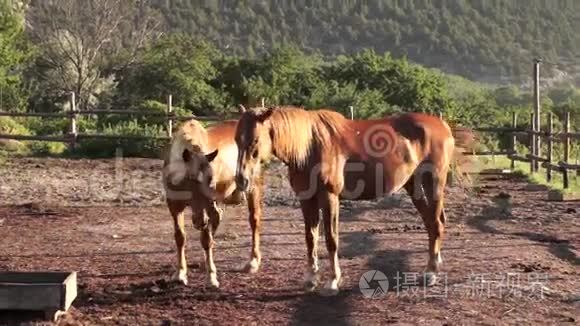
<box><xmin>449</xmin><ymin>126</ymin><xmax>478</xmax><ymax>188</ymax></box>
<box><xmin>163</xmin><ymin>119</ymin><xmax>209</xmax><ymax>186</ymax></box>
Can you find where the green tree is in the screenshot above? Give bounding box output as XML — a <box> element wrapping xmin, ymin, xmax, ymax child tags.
<box><xmin>0</xmin><ymin>0</ymin><xmax>30</xmax><ymax>111</ymax></box>
<box><xmin>116</xmin><ymin>34</ymin><xmax>227</xmax><ymax>115</ymax></box>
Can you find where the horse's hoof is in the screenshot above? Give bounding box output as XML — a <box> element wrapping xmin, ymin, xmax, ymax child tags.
<box><xmin>304</xmin><ymin>280</ymin><xmax>318</xmax><ymax>292</ymax></box>
<box><xmin>207</xmin><ymin>274</ymin><xmax>220</xmax><ymax>289</ymax></box>
<box><xmin>319</xmin><ymin>279</ymin><xmax>340</xmax><ymax>296</ymax></box>
<box><xmin>172</xmin><ymin>270</ymin><xmax>188</xmax><ymax>286</ymax></box>
<box><xmin>241</xmin><ymin>259</ymin><xmax>260</xmax><ymax>274</ymax></box>
<box><xmin>303</xmin><ymin>272</ymin><xmax>319</xmax><ymax>292</ymax></box>
<box><xmin>423</xmin><ymin>272</ymin><xmax>438</xmax><ymax>287</ymax></box>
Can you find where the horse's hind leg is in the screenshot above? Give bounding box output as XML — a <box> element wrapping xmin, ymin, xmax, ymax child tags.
<box><xmin>319</xmin><ymin>191</ymin><xmax>342</xmax><ymax>296</ymax></box>
<box><xmin>299</xmin><ymin>197</ymin><xmax>321</xmax><ymax>292</ymax></box>
<box><xmin>168</xmin><ymin>199</ymin><xmax>188</xmax><ymax>285</ymax></box>
<box><xmin>404</xmin><ymin>169</ymin><xmax>446</xmax><ymax>286</ymax></box>
<box><xmin>423</xmin><ymin>169</ymin><xmax>447</xmax><ymax>285</ymax></box>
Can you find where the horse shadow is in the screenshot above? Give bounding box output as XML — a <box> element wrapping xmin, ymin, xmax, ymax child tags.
<box><xmin>467</xmin><ymin>195</ymin><xmax>578</xmax><ymax>266</ymax></box>
<box><xmin>511</xmin><ymin>232</ymin><xmax>579</xmax><ymax>266</ymax></box>
<box><xmin>290</xmin><ymin>229</ymin><xmax>412</xmax><ymax>326</ymax></box>
<box><xmin>466</xmin><ymin>195</ymin><xmax>514</xmax><ymax>235</ymax></box>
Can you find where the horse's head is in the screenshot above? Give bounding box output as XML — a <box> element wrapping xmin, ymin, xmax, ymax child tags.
<box><xmin>234</xmin><ymin>105</ymin><xmax>274</xmax><ymax>192</ymax></box>
<box><xmin>164</xmin><ymin>145</ymin><xmax>219</xmax><ymax>204</ymax></box>
<box><xmin>183</xmin><ymin>146</ymin><xmax>219</xmax><ymax>196</ymax></box>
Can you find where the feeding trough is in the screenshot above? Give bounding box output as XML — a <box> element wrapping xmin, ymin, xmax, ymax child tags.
<box><xmin>0</xmin><ymin>271</ymin><xmax>77</xmax><ymax>321</ymax></box>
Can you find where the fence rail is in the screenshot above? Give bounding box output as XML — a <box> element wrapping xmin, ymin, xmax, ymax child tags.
<box><xmin>0</xmin><ymin>110</ymin><xmax>222</xmax><ymax>120</ymax></box>
<box><xmin>1</xmin><ymin>94</ymin><xmax>578</xmax><ymax>189</ymax></box>
<box><xmin>0</xmin><ymin>93</ymin><xmax>235</xmax><ymax>148</ymax></box>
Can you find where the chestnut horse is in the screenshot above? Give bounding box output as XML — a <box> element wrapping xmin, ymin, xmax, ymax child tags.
<box><xmin>234</xmin><ymin>105</ymin><xmax>473</xmax><ymax>295</ymax></box>
<box><xmin>162</xmin><ymin>118</ymin><xmax>264</xmax><ymax>288</ymax></box>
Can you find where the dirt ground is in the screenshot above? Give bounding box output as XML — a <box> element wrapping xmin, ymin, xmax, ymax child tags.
<box><xmin>0</xmin><ymin>157</ymin><xmax>578</xmax><ymax>325</ymax></box>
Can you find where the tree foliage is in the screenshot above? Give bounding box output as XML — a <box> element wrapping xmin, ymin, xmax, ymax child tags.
<box><xmin>148</xmin><ymin>0</ymin><xmax>579</xmax><ymax>83</ymax></box>
<box><xmin>0</xmin><ymin>0</ymin><xmax>31</xmax><ymax>110</ymax></box>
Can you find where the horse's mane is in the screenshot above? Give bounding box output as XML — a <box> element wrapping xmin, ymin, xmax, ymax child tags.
<box><xmin>262</xmin><ymin>106</ymin><xmax>349</xmax><ymax>166</ymax></box>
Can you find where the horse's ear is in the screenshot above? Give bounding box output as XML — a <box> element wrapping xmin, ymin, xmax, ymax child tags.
<box><xmin>260</xmin><ymin>98</ymin><xmax>265</xmax><ymax>107</ymax></box>
<box><xmin>238</xmin><ymin>104</ymin><xmax>246</xmax><ymax>113</ymax></box>
<box><xmin>257</xmin><ymin>107</ymin><xmax>274</xmax><ymax>122</ymax></box>
<box><xmin>205</xmin><ymin>149</ymin><xmax>219</xmax><ymax>163</ymax></box>
<box><xmin>182</xmin><ymin>149</ymin><xmax>192</xmax><ymax>162</ymax></box>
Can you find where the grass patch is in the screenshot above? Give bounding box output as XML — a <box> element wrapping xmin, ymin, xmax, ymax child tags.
<box><xmin>477</xmin><ymin>155</ymin><xmax>580</xmax><ymax>195</ymax></box>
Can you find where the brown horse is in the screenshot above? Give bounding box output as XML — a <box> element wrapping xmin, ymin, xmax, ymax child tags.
<box><xmin>162</xmin><ymin>117</ymin><xmax>264</xmax><ymax>288</ymax></box>
<box><xmin>234</xmin><ymin>105</ymin><xmax>473</xmax><ymax>295</ymax></box>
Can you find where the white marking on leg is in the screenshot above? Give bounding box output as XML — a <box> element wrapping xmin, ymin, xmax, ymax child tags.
<box><xmin>321</xmin><ymin>252</ymin><xmax>341</xmax><ymax>296</ymax></box>
<box><xmin>244</xmin><ymin>257</ymin><xmax>260</xmax><ymax>274</ymax></box>
<box><xmin>173</xmin><ymin>269</ymin><xmax>188</xmax><ymax>285</ymax></box>
<box><xmin>205</xmin><ymin>248</ymin><xmax>219</xmax><ymax>288</ymax></box>
<box><xmin>207</xmin><ymin>272</ymin><xmax>219</xmax><ymax>288</ymax></box>
<box><xmin>304</xmin><ymin>260</ymin><xmax>319</xmax><ymax>291</ymax></box>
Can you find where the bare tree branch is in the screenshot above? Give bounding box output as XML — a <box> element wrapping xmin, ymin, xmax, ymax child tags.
<box><xmin>25</xmin><ymin>0</ymin><xmax>162</xmax><ymax>109</ymax></box>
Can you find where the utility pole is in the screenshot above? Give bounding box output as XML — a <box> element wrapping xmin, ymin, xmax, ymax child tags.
<box><xmin>533</xmin><ymin>58</ymin><xmax>542</xmax><ymax>172</ymax></box>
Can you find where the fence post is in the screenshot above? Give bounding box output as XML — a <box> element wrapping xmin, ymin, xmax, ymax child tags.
<box><xmin>533</xmin><ymin>58</ymin><xmax>542</xmax><ymax>172</ymax></box>
<box><xmin>530</xmin><ymin>113</ymin><xmax>537</xmax><ymax>173</ymax></box>
<box><xmin>68</xmin><ymin>92</ymin><xmax>77</xmax><ymax>151</ymax></box>
<box><xmin>563</xmin><ymin>112</ymin><xmax>570</xmax><ymax>189</ymax></box>
<box><xmin>167</xmin><ymin>94</ymin><xmax>173</xmax><ymax>138</ymax></box>
<box><xmin>546</xmin><ymin>113</ymin><xmax>553</xmax><ymax>182</ymax></box>
<box><xmin>510</xmin><ymin>112</ymin><xmax>517</xmax><ymax>170</ymax></box>
<box><xmin>349</xmin><ymin>106</ymin><xmax>354</xmax><ymax>120</ymax></box>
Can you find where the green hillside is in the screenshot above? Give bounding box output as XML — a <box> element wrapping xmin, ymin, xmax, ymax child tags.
<box><xmin>150</xmin><ymin>0</ymin><xmax>579</xmax><ymax>84</ymax></box>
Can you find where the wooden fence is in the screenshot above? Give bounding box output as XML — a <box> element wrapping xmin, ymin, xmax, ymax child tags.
<box><xmin>471</xmin><ymin>111</ymin><xmax>579</xmax><ymax>190</ymax></box>
<box><xmin>0</xmin><ymin>94</ymin><xmax>226</xmax><ymax>146</ymax></box>
<box><xmin>1</xmin><ymin>94</ymin><xmax>578</xmax><ymax>189</ymax></box>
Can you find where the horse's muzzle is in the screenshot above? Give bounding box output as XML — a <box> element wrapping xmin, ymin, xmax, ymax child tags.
<box><xmin>235</xmin><ymin>174</ymin><xmax>249</xmax><ymax>192</ymax></box>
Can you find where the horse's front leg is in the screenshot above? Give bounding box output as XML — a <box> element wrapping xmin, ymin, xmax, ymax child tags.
<box><xmin>299</xmin><ymin>197</ymin><xmax>321</xmax><ymax>292</ymax></box>
<box><xmin>203</xmin><ymin>203</ymin><xmax>222</xmax><ymax>288</ymax></box>
<box><xmin>200</xmin><ymin>225</ymin><xmax>219</xmax><ymax>288</ymax></box>
<box><xmin>206</xmin><ymin>201</ymin><xmax>223</xmax><ymax>236</ymax></box>
<box><xmin>168</xmin><ymin>200</ymin><xmax>188</xmax><ymax>285</ymax></box>
<box><xmin>319</xmin><ymin>191</ymin><xmax>342</xmax><ymax>296</ymax></box>
<box><xmin>243</xmin><ymin>177</ymin><xmax>263</xmax><ymax>273</ymax></box>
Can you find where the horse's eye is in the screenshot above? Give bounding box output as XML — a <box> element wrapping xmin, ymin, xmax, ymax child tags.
<box><xmin>252</xmin><ymin>149</ymin><xmax>259</xmax><ymax>159</ymax></box>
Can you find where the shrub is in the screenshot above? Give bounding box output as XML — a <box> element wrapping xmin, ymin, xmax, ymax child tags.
<box><xmin>74</xmin><ymin>120</ymin><xmax>166</xmax><ymax>158</ymax></box>
<box><xmin>29</xmin><ymin>141</ymin><xmax>67</xmax><ymax>156</ymax></box>
<box><xmin>0</xmin><ymin>117</ymin><xmax>31</xmax><ymax>154</ymax></box>
<box><xmin>95</xmin><ymin>100</ymin><xmax>190</xmax><ymax>129</ymax></box>
<box><xmin>0</xmin><ymin>116</ymin><xmax>31</xmax><ymax>135</ymax></box>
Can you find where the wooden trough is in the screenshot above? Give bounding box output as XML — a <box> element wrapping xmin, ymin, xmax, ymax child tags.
<box><xmin>0</xmin><ymin>271</ymin><xmax>77</xmax><ymax>321</ymax></box>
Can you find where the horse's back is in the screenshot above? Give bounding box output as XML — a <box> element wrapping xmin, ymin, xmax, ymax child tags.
<box><xmin>339</xmin><ymin>113</ymin><xmax>454</xmax><ymax>199</ymax></box>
